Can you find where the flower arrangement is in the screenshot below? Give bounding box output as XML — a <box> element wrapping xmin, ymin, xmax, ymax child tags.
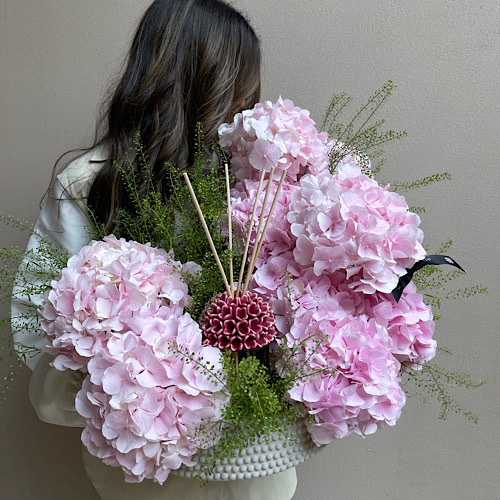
<box><xmin>0</xmin><ymin>82</ymin><xmax>488</xmax><ymax>484</ymax></box>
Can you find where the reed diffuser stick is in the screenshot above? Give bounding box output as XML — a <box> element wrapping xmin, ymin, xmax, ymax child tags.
<box><xmin>235</xmin><ymin>169</ymin><xmax>266</xmax><ymax>296</ymax></box>
<box><xmin>183</xmin><ymin>172</ymin><xmax>232</xmax><ymax>295</ymax></box>
<box><xmin>224</xmin><ymin>163</ymin><xmax>234</xmax><ymax>297</ymax></box>
<box><xmin>247</xmin><ymin>170</ymin><xmax>287</xmax><ymax>281</ymax></box>
<box><xmin>242</xmin><ymin>167</ymin><xmax>275</xmax><ymax>295</ymax></box>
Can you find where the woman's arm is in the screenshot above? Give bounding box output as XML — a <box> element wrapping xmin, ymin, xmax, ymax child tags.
<box><xmin>11</xmin><ymin>152</ymin><xmax>102</xmax><ymax>426</ymax></box>
<box><xmin>11</xmin><ymin>175</ymin><xmax>94</xmax><ymax>369</ymax></box>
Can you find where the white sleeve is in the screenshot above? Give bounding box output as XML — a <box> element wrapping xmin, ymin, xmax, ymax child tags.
<box><xmin>11</xmin><ymin>175</ymin><xmax>93</xmax><ymax>427</ymax></box>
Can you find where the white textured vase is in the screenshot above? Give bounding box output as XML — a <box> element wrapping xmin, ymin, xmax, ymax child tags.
<box><xmin>173</xmin><ymin>420</ymin><xmax>324</xmax><ymax>481</ymax></box>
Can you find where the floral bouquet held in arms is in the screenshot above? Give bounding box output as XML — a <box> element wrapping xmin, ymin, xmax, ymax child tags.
<box><xmin>3</xmin><ymin>82</ymin><xmax>487</xmax><ymax>484</ymax></box>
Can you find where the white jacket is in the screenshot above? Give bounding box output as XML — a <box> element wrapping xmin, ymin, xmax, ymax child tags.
<box><xmin>11</xmin><ymin>147</ymin><xmax>104</xmax><ymax>426</ymax></box>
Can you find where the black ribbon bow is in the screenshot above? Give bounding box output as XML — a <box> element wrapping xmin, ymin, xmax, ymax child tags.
<box><xmin>391</xmin><ymin>255</ymin><xmax>465</xmax><ymax>302</ymax></box>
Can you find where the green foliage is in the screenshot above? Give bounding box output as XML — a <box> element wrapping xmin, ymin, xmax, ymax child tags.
<box><xmin>408</xmin><ymin>206</ymin><xmax>427</xmax><ymax>215</ymax></box>
<box><xmin>401</xmin><ymin>363</ymin><xmax>492</xmax><ymax>422</ymax></box>
<box><xmin>320</xmin><ymin>81</ymin><xmax>407</xmax><ymax>175</ymax></box>
<box><xmin>412</xmin><ymin>240</ymin><xmax>488</xmax><ymax>310</ymax></box>
<box><xmin>0</xmin><ymin>214</ymin><xmax>69</xmax><ymax>373</ymax></box>
<box><xmin>405</xmin><ymin>240</ymin><xmax>489</xmax><ymax>420</ymax></box>
<box><xmin>0</xmin><ymin>357</ymin><xmax>24</xmax><ymax>407</ymax></box>
<box><xmin>92</xmin><ymin>134</ymin><xmax>176</xmax><ymax>248</ymax></box>
<box><xmin>166</xmin><ymin>128</ymin><xmax>232</xmax><ymax>320</ymax></box>
<box><xmin>196</xmin><ymin>352</ymin><xmax>298</xmax><ymax>480</ymax></box>
<box><xmin>169</xmin><ymin>331</ymin><xmax>332</xmax><ymax>482</ymax></box>
<box><xmin>388</xmin><ymin>172</ymin><xmax>452</xmax><ymax>192</ymax></box>
<box><xmin>320</xmin><ymin>82</ymin><xmax>454</xmax><ymax>199</ymax></box>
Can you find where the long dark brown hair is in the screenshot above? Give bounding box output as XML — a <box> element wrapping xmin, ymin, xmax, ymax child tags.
<box><xmin>85</xmin><ymin>0</ymin><xmax>261</xmax><ymax>231</ymax></box>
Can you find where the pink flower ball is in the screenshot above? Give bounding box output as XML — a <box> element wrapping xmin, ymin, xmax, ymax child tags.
<box><xmin>282</xmin><ymin>309</ymin><xmax>405</xmax><ymax>445</ymax></box>
<box><xmin>200</xmin><ymin>292</ymin><xmax>276</xmax><ymax>351</ymax></box>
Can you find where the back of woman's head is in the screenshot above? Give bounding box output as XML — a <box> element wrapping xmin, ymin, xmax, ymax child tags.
<box><xmin>89</xmin><ymin>0</ymin><xmax>261</xmax><ymax>229</ymax></box>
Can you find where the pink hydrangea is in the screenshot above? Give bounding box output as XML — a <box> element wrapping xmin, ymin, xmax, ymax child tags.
<box><xmin>75</xmin><ymin>310</ymin><xmax>228</xmax><ymax>484</ymax></box>
<box><xmin>41</xmin><ymin>236</ymin><xmax>197</xmax><ymax>371</ymax></box>
<box><xmin>41</xmin><ymin>236</ymin><xmax>228</xmax><ymax>484</ymax></box>
<box><xmin>332</xmin><ymin>276</ymin><xmax>436</xmax><ymax>367</ymax></box>
<box><xmin>218</xmin><ymin>97</ymin><xmax>332</xmax><ymax>183</ymax></box>
<box><xmin>287</xmin><ymin>163</ymin><xmax>425</xmax><ymax>294</ymax></box>
<box><xmin>277</xmin><ymin>288</ymin><xmax>405</xmax><ymax>445</ymax></box>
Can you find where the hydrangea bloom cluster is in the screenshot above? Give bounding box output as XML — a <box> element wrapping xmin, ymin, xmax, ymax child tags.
<box><xmin>218</xmin><ymin>97</ymin><xmax>332</xmax><ymax>183</ymax></box>
<box><xmin>219</xmin><ymin>98</ymin><xmax>435</xmax><ymax>446</ymax></box>
<box><xmin>41</xmin><ymin>236</ymin><xmax>194</xmax><ymax>371</ymax></box>
<box><xmin>41</xmin><ymin>236</ymin><xmax>227</xmax><ymax>483</ymax></box>
<box><xmin>276</xmin><ymin>278</ymin><xmax>406</xmax><ymax>443</ymax></box>
<box><xmin>200</xmin><ymin>292</ymin><xmax>276</xmax><ymax>351</ymax></box>
<box><xmin>333</xmin><ymin>278</ymin><xmax>436</xmax><ymax>368</ymax></box>
<box><xmin>288</xmin><ymin>163</ymin><xmax>426</xmax><ymax>294</ymax></box>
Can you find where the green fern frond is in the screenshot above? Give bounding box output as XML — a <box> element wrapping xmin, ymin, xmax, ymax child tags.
<box><xmin>388</xmin><ymin>172</ymin><xmax>452</xmax><ymax>192</ymax></box>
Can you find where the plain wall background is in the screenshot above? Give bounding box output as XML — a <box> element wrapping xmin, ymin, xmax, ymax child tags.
<box><xmin>1</xmin><ymin>1</ymin><xmax>498</xmax><ymax>498</ymax></box>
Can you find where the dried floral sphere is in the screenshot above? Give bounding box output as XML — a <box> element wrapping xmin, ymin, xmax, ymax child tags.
<box><xmin>200</xmin><ymin>292</ymin><xmax>276</xmax><ymax>351</ymax></box>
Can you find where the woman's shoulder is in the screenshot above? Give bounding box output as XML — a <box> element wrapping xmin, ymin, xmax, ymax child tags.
<box><xmin>56</xmin><ymin>147</ymin><xmax>108</xmax><ymax>200</ymax></box>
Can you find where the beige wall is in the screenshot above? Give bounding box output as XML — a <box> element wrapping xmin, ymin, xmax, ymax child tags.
<box><xmin>1</xmin><ymin>1</ymin><xmax>498</xmax><ymax>498</ymax></box>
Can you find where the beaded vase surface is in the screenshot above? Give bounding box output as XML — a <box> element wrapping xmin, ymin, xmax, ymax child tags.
<box><xmin>173</xmin><ymin>421</ymin><xmax>324</xmax><ymax>481</ymax></box>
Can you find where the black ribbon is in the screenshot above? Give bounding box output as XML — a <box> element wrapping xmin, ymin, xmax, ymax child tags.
<box><xmin>391</xmin><ymin>255</ymin><xmax>465</xmax><ymax>302</ymax></box>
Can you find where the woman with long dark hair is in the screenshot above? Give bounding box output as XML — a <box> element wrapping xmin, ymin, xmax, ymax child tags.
<box><xmin>87</xmin><ymin>0</ymin><xmax>261</xmax><ymax>232</ymax></box>
<box><xmin>12</xmin><ymin>1</ymin><xmax>297</xmax><ymax>498</ymax></box>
